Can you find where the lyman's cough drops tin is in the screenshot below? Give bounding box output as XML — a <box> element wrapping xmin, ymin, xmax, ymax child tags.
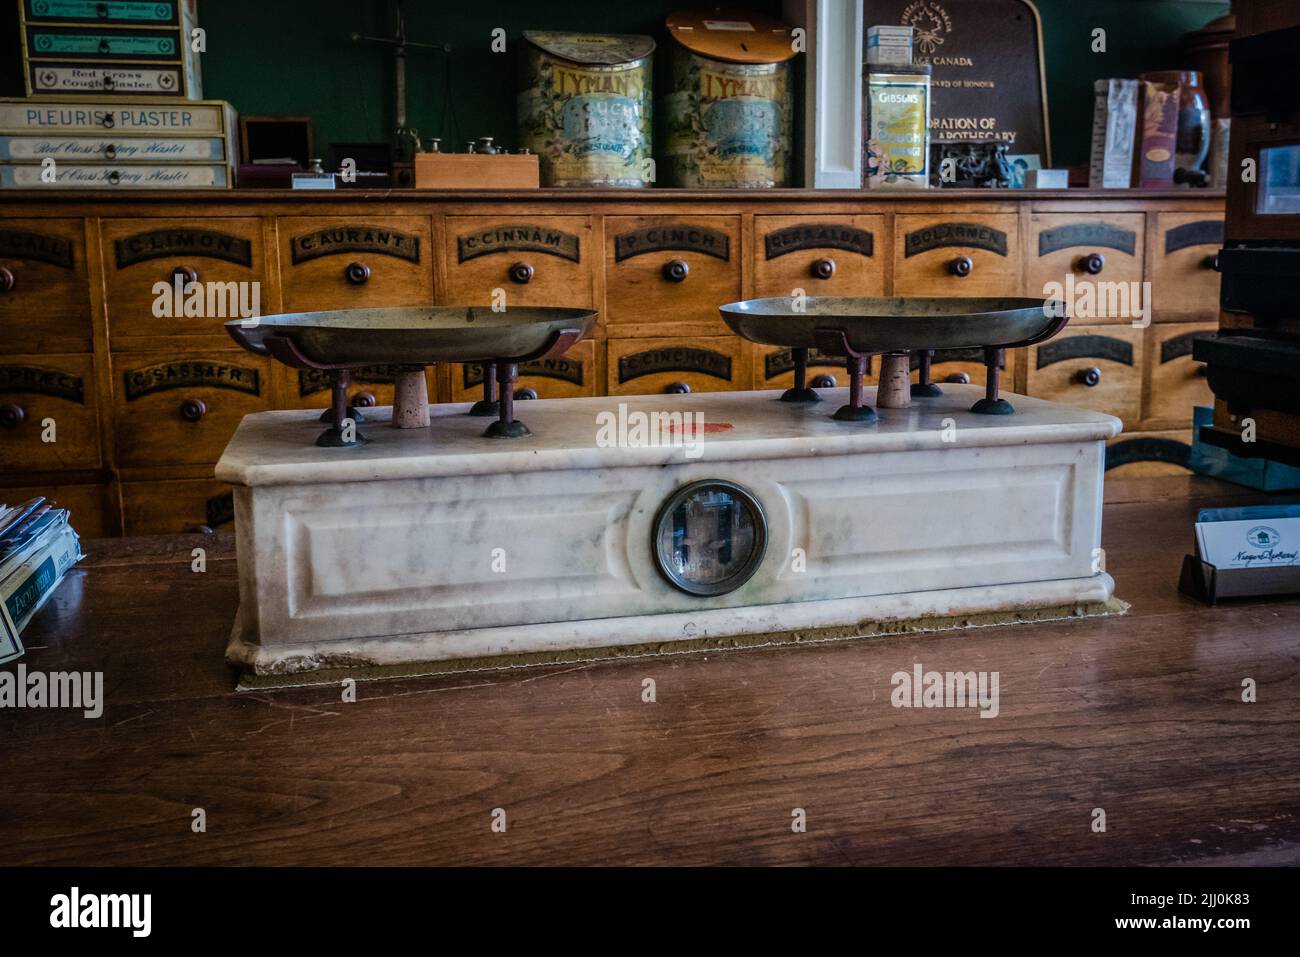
<box><xmin>517</xmin><ymin>31</ymin><xmax>654</xmax><ymax>187</ymax></box>
<box><xmin>663</xmin><ymin>11</ymin><xmax>796</xmax><ymax>188</ymax></box>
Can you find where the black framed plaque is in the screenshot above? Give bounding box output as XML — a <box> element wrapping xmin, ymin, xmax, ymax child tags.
<box><xmin>864</xmin><ymin>0</ymin><xmax>1050</xmax><ymax>163</ymax></box>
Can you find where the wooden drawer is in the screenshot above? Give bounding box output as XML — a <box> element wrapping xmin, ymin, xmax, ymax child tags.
<box><xmin>607</xmin><ymin>336</ymin><xmax>747</xmax><ymax>396</ymax></box>
<box><xmin>605</xmin><ymin>216</ymin><xmax>741</xmax><ymax>336</ymax></box>
<box><xmin>0</xmin><ymin>354</ymin><xmax>100</xmax><ymax>472</ymax></box>
<box><xmin>1143</xmin><ymin>322</ymin><xmax>1216</xmax><ymax>430</ymax></box>
<box><xmin>753</xmin><ymin>345</ymin><xmax>867</xmax><ymax>392</ymax></box>
<box><xmin>451</xmin><ymin>339</ymin><xmax>597</xmax><ymax>402</ymax></box>
<box><xmin>278</xmin><ymin>216</ymin><xmax>432</xmax><ymax>310</ymax></box>
<box><xmin>894</xmin><ymin>214</ymin><xmax>1021</xmax><ymax>297</ymax></box>
<box><xmin>754</xmin><ymin>215</ymin><xmax>885</xmax><ymax>297</ymax></box>
<box><xmin>0</xmin><ymin>218</ymin><xmax>91</xmax><ymax>354</ymax></box>
<box><xmin>285</xmin><ymin>364</ymin><xmax>434</xmax><ymax>414</ymax></box>
<box><xmin>1148</xmin><ymin>213</ymin><xmax>1223</xmax><ymax>320</ymax></box>
<box><xmin>1025</xmin><ymin>325</ymin><xmax>1143</xmax><ymax>425</ymax></box>
<box><xmin>112</xmin><ymin>351</ymin><xmax>274</xmax><ymax>468</ymax></box>
<box><xmin>1027</xmin><ymin>213</ymin><xmax>1144</xmax><ymax>323</ymax></box>
<box><xmin>101</xmin><ymin>217</ymin><xmax>267</xmax><ymax>344</ymax></box>
<box><xmin>122</xmin><ymin>479</ymin><xmax>235</xmax><ymax>535</ymax></box>
<box><xmin>1105</xmin><ymin>430</ymin><xmax>1193</xmax><ymax>477</ymax></box>
<box><xmin>444</xmin><ymin>216</ymin><xmax>593</xmax><ymax>308</ymax></box>
<box><xmin>0</xmin><ymin>482</ymin><xmax>115</xmax><ymax>538</ymax></box>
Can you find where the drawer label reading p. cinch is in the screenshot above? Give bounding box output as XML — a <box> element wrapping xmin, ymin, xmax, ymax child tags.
<box><xmin>123</xmin><ymin>360</ymin><xmax>260</xmax><ymax>400</ymax></box>
<box><xmin>614</xmin><ymin>225</ymin><xmax>730</xmax><ymax>262</ymax></box>
<box><xmin>619</xmin><ymin>348</ymin><xmax>732</xmax><ymax>383</ymax></box>
<box><xmin>0</xmin><ymin>229</ymin><xmax>75</xmax><ymax>268</ymax></box>
<box><xmin>114</xmin><ymin>228</ymin><xmax>253</xmax><ymax>268</ymax></box>
<box><xmin>457</xmin><ymin>224</ymin><xmax>580</xmax><ymax>263</ymax></box>
<box><xmin>905</xmin><ymin>222</ymin><xmax>1007</xmax><ymax>257</ymax></box>
<box><xmin>0</xmin><ymin>364</ymin><xmax>84</xmax><ymax>403</ymax></box>
<box><xmin>289</xmin><ymin>226</ymin><xmax>420</xmax><ymax>265</ymax></box>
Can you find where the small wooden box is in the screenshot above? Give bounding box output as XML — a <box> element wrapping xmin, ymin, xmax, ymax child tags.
<box><xmin>414</xmin><ymin>153</ymin><xmax>539</xmax><ymax>189</ymax></box>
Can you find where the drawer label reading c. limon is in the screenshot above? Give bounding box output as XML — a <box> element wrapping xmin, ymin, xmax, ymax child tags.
<box><xmin>905</xmin><ymin>222</ymin><xmax>1007</xmax><ymax>257</ymax></box>
<box><xmin>123</xmin><ymin>360</ymin><xmax>260</xmax><ymax>400</ymax></box>
<box><xmin>115</xmin><ymin>228</ymin><xmax>252</xmax><ymax>268</ymax></box>
<box><xmin>289</xmin><ymin>226</ymin><xmax>420</xmax><ymax>265</ymax></box>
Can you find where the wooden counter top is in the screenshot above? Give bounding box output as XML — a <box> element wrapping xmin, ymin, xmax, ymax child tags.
<box><xmin>2</xmin><ymin>474</ymin><xmax>1298</xmax><ymax>866</ymax></box>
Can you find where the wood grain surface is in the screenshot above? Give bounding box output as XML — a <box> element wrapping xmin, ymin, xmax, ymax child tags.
<box><xmin>2</xmin><ymin>475</ymin><xmax>1298</xmax><ymax>866</ymax></box>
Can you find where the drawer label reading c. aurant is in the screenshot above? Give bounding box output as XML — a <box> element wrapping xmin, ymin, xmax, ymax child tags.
<box><xmin>289</xmin><ymin>226</ymin><xmax>420</xmax><ymax>265</ymax></box>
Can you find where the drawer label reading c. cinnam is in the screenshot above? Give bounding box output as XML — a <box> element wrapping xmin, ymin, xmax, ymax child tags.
<box><xmin>123</xmin><ymin>360</ymin><xmax>260</xmax><ymax>400</ymax></box>
<box><xmin>457</xmin><ymin>224</ymin><xmax>580</xmax><ymax>263</ymax></box>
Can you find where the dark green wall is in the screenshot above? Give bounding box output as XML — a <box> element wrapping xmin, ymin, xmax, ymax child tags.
<box><xmin>2</xmin><ymin>0</ymin><xmax>1228</xmax><ymax>169</ymax></box>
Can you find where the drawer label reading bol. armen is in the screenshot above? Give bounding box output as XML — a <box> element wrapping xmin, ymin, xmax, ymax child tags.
<box><xmin>123</xmin><ymin>360</ymin><xmax>260</xmax><ymax>400</ymax></box>
<box><xmin>457</xmin><ymin>224</ymin><xmax>580</xmax><ymax>263</ymax></box>
<box><xmin>904</xmin><ymin>222</ymin><xmax>1007</xmax><ymax>257</ymax></box>
<box><xmin>289</xmin><ymin>226</ymin><xmax>420</xmax><ymax>265</ymax></box>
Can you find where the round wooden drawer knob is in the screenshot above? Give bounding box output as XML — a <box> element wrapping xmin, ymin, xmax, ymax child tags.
<box><xmin>514</xmin><ymin>387</ymin><xmax>538</xmax><ymax>400</ymax></box>
<box><xmin>0</xmin><ymin>403</ymin><xmax>25</xmax><ymax>428</ymax></box>
<box><xmin>509</xmin><ymin>262</ymin><xmax>534</xmax><ymax>284</ymax></box>
<box><xmin>810</xmin><ymin>374</ymin><xmax>837</xmax><ymax>388</ymax></box>
<box><xmin>107</xmin><ymin>169</ymin><xmax>121</xmax><ymax>185</ymax></box>
<box><xmin>1075</xmin><ymin>367</ymin><xmax>1102</xmax><ymax>387</ymax></box>
<box><xmin>1079</xmin><ymin>253</ymin><xmax>1105</xmax><ymax>275</ymax></box>
<box><xmin>944</xmin><ymin>372</ymin><xmax>971</xmax><ymax>384</ymax></box>
<box><xmin>103</xmin><ymin>143</ymin><xmax>118</xmax><ymax>160</ymax></box>
<box><xmin>662</xmin><ymin>259</ymin><xmax>690</xmax><ymax>283</ymax></box>
<box><xmin>810</xmin><ymin>258</ymin><xmax>836</xmax><ymax>280</ymax></box>
<box><xmin>345</xmin><ymin>261</ymin><xmax>371</xmax><ymax>285</ymax></box>
<box><xmin>948</xmin><ymin>256</ymin><xmax>973</xmax><ymax>277</ymax></box>
<box><xmin>0</xmin><ymin>266</ymin><xmax>15</xmax><ymax>293</ymax></box>
<box><xmin>179</xmin><ymin>397</ymin><xmax>207</xmax><ymax>422</ymax></box>
<box><xmin>664</xmin><ymin>381</ymin><xmax>691</xmax><ymax>394</ymax></box>
<box><xmin>352</xmin><ymin>391</ymin><xmax>377</xmax><ymax>408</ymax></box>
<box><xmin>1202</xmin><ymin>254</ymin><xmax>1219</xmax><ymax>271</ymax></box>
<box><xmin>172</xmin><ymin>265</ymin><xmax>199</xmax><ymax>286</ymax></box>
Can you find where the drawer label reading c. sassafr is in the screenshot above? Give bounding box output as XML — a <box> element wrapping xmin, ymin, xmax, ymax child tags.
<box><xmin>123</xmin><ymin>360</ymin><xmax>260</xmax><ymax>400</ymax></box>
<box><xmin>114</xmin><ymin>228</ymin><xmax>253</xmax><ymax>268</ymax></box>
<box><xmin>1035</xmin><ymin>335</ymin><xmax>1134</xmax><ymax>369</ymax></box>
<box><xmin>289</xmin><ymin>226</ymin><xmax>420</xmax><ymax>265</ymax></box>
<box><xmin>0</xmin><ymin>229</ymin><xmax>75</xmax><ymax>268</ymax></box>
<box><xmin>614</xmin><ymin>225</ymin><xmax>730</xmax><ymax>262</ymax></box>
<box><xmin>619</xmin><ymin>347</ymin><xmax>732</xmax><ymax>383</ymax></box>
<box><xmin>1164</xmin><ymin>220</ymin><xmax>1223</xmax><ymax>255</ymax></box>
<box><xmin>457</xmin><ymin>224</ymin><xmax>580</xmax><ymax>263</ymax></box>
<box><xmin>904</xmin><ymin>222</ymin><xmax>1007</xmax><ymax>257</ymax></box>
<box><xmin>0</xmin><ymin>364</ymin><xmax>84</xmax><ymax>403</ymax></box>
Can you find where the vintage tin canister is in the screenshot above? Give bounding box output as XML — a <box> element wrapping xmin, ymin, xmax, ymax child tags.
<box><xmin>517</xmin><ymin>31</ymin><xmax>654</xmax><ymax>188</ymax></box>
<box><xmin>663</xmin><ymin>10</ymin><xmax>796</xmax><ymax>188</ymax></box>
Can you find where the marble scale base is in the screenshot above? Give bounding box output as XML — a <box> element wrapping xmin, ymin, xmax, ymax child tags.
<box><xmin>216</xmin><ymin>386</ymin><xmax>1122</xmax><ymax>677</ymax></box>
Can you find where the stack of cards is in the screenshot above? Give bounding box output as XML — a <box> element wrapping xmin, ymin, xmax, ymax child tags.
<box><xmin>0</xmin><ymin>498</ymin><xmax>84</xmax><ymax>664</ymax></box>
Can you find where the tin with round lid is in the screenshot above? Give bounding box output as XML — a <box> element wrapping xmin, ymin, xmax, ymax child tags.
<box><xmin>517</xmin><ymin>31</ymin><xmax>655</xmax><ymax>188</ymax></box>
<box><xmin>662</xmin><ymin>10</ymin><xmax>797</xmax><ymax>188</ymax></box>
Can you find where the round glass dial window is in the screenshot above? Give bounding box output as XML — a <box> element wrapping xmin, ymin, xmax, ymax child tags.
<box><xmin>653</xmin><ymin>480</ymin><xmax>767</xmax><ymax>596</ymax></box>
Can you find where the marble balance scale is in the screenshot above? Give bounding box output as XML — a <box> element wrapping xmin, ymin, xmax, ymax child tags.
<box><xmin>217</xmin><ymin>299</ymin><xmax>1121</xmax><ymax>679</ymax></box>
